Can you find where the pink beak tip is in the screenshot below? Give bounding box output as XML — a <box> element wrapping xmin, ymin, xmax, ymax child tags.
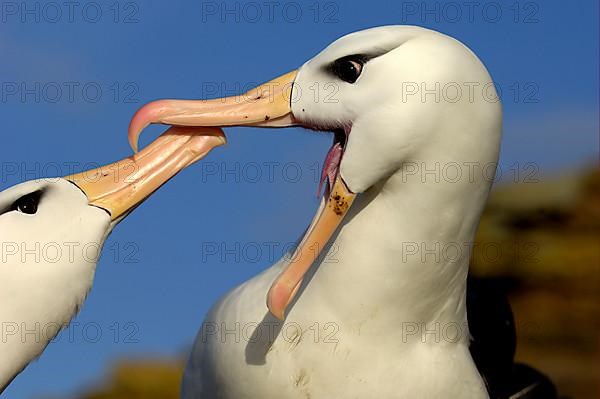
<box><xmin>127</xmin><ymin>122</ymin><xmax>144</xmax><ymax>153</ymax></box>
<box><xmin>127</xmin><ymin>100</ymin><xmax>169</xmax><ymax>153</ymax></box>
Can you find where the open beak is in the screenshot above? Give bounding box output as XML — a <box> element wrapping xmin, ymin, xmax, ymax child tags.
<box><xmin>267</xmin><ymin>176</ymin><xmax>355</xmax><ymax>319</ymax></box>
<box><xmin>66</xmin><ymin>126</ymin><xmax>225</xmax><ymax>222</ymax></box>
<box><xmin>127</xmin><ymin>70</ymin><xmax>357</xmax><ymax>320</ymax></box>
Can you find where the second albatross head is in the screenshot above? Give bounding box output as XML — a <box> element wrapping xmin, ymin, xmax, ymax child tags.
<box><xmin>0</xmin><ymin>127</ymin><xmax>224</xmax><ymax>392</ymax></box>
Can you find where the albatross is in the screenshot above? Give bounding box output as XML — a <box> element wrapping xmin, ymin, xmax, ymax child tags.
<box><xmin>0</xmin><ymin>127</ymin><xmax>225</xmax><ymax>392</ymax></box>
<box><xmin>128</xmin><ymin>26</ymin><xmax>555</xmax><ymax>398</ymax></box>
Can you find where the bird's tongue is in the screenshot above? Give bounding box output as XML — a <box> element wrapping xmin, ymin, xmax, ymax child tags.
<box><xmin>318</xmin><ymin>142</ymin><xmax>343</xmax><ymax>197</ymax></box>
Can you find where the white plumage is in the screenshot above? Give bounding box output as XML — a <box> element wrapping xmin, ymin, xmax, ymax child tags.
<box><xmin>0</xmin><ymin>127</ymin><xmax>224</xmax><ymax>392</ymax></box>
<box><xmin>0</xmin><ymin>179</ymin><xmax>111</xmax><ymax>391</ymax></box>
<box><xmin>181</xmin><ymin>26</ymin><xmax>502</xmax><ymax>398</ymax></box>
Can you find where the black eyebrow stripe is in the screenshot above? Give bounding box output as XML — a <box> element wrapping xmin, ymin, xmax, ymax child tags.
<box><xmin>321</xmin><ymin>50</ymin><xmax>390</xmax><ymax>76</ymax></box>
<box><xmin>0</xmin><ymin>189</ymin><xmax>45</xmax><ymax>216</ymax></box>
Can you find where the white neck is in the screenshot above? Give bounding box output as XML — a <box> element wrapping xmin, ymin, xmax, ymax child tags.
<box><xmin>0</xmin><ymin>261</ymin><xmax>96</xmax><ymax>392</ymax></box>
<box><xmin>291</xmin><ymin>159</ymin><xmax>494</xmax><ymax>342</ymax></box>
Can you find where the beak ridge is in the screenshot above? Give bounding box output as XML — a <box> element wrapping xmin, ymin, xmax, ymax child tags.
<box><xmin>67</xmin><ymin>127</ymin><xmax>226</xmax><ymax>221</ymax></box>
<box><xmin>128</xmin><ymin>70</ymin><xmax>298</xmax><ymax>153</ymax></box>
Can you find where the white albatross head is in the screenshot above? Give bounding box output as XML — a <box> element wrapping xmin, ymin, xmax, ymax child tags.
<box><xmin>128</xmin><ymin>25</ymin><xmax>502</xmax><ymax>320</ymax></box>
<box><xmin>0</xmin><ymin>127</ymin><xmax>225</xmax><ymax>392</ymax></box>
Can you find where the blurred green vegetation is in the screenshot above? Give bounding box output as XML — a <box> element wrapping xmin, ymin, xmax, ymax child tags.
<box><xmin>56</xmin><ymin>169</ymin><xmax>599</xmax><ymax>399</ymax></box>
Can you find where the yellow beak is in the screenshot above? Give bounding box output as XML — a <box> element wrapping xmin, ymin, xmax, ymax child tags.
<box><xmin>126</xmin><ymin>69</ymin><xmax>357</xmax><ymax>320</ymax></box>
<box><xmin>128</xmin><ymin>71</ymin><xmax>298</xmax><ymax>152</ymax></box>
<box><xmin>66</xmin><ymin>127</ymin><xmax>225</xmax><ymax>221</ymax></box>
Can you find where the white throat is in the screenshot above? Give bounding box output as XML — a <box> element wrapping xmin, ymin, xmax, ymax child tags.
<box><xmin>290</xmin><ymin>146</ymin><xmax>498</xmax><ymax>341</ymax></box>
<box><xmin>0</xmin><ymin>179</ymin><xmax>111</xmax><ymax>392</ymax></box>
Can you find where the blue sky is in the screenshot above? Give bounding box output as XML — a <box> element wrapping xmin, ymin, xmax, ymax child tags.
<box><xmin>0</xmin><ymin>0</ymin><xmax>598</xmax><ymax>397</ymax></box>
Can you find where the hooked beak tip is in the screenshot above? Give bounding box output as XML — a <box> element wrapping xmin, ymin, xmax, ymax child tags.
<box><xmin>128</xmin><ymin>99</ymin><xmax>174</xmax><ymax>153</ymax></box>
<box><xmin>126</xmin><ymin>70</ymin><xmax>299</xmax><ymax>153</ymax></box>
<box><xmin>127</xmin><ymin>112</ymin><xmax>145</xmax><ymax>153</ymax></box>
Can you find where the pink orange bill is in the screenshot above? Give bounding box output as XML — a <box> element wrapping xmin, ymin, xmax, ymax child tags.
<box><xmin>267</xmin><ymin>176</ymin><xmax>356</xmax><ymax>320</ymax></box>
<box><xmin>128</xmin><ymin>71</ymin><xmax>298</xmax><ymax>152</ymax></box>
<box><xmin>66</xmin><ymin>127</ymin><xmax>225</xmax><ymax>221</ymax></box>
<box><xmin>126</xmin><ymin>68</ymin><xmax>356</xmax><ymax>320</ymax></box>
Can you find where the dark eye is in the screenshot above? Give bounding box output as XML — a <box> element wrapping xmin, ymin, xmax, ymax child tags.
<box><xmin>11</xmin><ymin>191</ymin><xmax>43</xmax><ymax>215</ymax></box>
<box><xmin>330</xmin><ymin>55</ymin><xmax>365</xmax><ymax>84</ymax></box>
